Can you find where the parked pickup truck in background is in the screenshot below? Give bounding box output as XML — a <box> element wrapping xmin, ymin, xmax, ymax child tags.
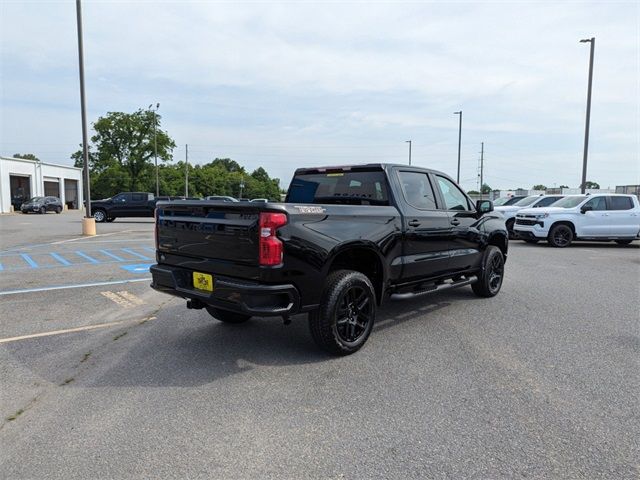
<box><xmin>151</xmin><ymin>164</ymin><xmax>509</xmax><ymax>354</ymax></box>
<box><xmin>91</xmin><ymin>192</ymin><xmax>156</xmax><ymax>223</ymax></box>
<box><xmin>514</xmin><ymin>194</ymin><xmax>640</xmax><ymax>247</ymax></box>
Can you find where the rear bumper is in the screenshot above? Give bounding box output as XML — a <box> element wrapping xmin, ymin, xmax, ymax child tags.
<box><xmin>150</xmin><ymin>264</ymin><xmax>300</xmax><ymax>317</ymax></box>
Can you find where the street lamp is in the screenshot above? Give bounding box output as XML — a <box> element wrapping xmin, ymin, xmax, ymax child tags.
<box><xmin>579</xmin><ymin>37</ymin><xmax>595</xmax><ymax>194</ymax></box>
<box><xmin>75</xmin><ymin>0</ymin><xmax>95</xmax><ymax>235</ymax></box>
<box><xmin>405</xmin><ymin>140</ymin><xmax>412</xmax><ymax>165</ymax></box>
<box><xmin>149</xmin><ymin>103</ymin><xmax>160</xmax><ymax>197</ymax></box>
<box><xmin>454</xmin><ymin>111</ymin><xmax>462</xmax><ymax>183</ymax></box>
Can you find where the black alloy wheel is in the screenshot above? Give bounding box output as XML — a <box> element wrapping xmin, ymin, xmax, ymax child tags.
<box><xmin>548</xmin><ymin>224</ymin><xmax>573</xmax><ymax>248</ymax></box>
<box><xmin>472</xmin><ymin>245</ymin><xmax>504</xmax><ymax>298</ymax></box>
<box><xmin>335</xmin><ymin>285</ymin><xmax>373</xmax><ymax>344</ymax></box>
<box><xmin>309</xmin><ymin>270</ymin><xmax>376</xmax><ymax>355</ymax></box>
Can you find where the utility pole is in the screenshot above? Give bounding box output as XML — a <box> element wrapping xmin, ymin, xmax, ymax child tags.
<box><xmin>75</xmin><ymin>0</ymin><xmax>94</xmax><ymax>235</ymax></box>
<box><xmin>480</xmin><ymin>142</ymin><xmax>484</xmax><ymax>200</ymax></box>
<box><xmin>239</xmin><ymin>175</ymin><xmax>244</xmax><ymax>199</ymax></box>
<box><xmin>454</xmin><ymin>111</ymin><xmax>462</xmax><ymax>183</ymax></box>
<box><xmin>579</xmin><ymin>37</ymin><xmax>595</xmax><ymax>194</ymax></box>
<box><xmin>405</xmin><ymin>140</ymin><xmax>412</xmax><ymax>165</ymax></box>
<box><xmin>185</xmin><ymin>144</ymin><xmax>189</xmax><ymax>197</ymax></box>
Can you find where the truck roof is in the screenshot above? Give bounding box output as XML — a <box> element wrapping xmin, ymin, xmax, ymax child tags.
<box><xmin>293</xmin><ymin>163</ymin><xmax>445</xmax><ymax>176</ymax></box>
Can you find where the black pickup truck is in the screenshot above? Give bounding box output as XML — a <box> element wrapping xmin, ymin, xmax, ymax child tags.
<box><xmin>91</xmin><ymin>192</ymin><xmax>156</xmax><ymax>222</ymax></box>
<box><xmin>151</xmin><ymin>164</ymin><xmax>508</xmax><ymax>354</ymax></box>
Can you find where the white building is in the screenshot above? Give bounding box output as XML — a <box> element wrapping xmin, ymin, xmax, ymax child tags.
<box><xmin>0</xmin><ymin>156</ymin><xmax>84</xmax><ymax>213</ymax></box>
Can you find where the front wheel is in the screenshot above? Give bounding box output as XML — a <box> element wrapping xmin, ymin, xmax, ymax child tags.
<box><xmin>39</xmin><ymin>207</ymin><xmax>46</xmax><ymax>214</ymax></box>
<box><xmin>93</xmin><ymin>209</ymin><xmax>107</xmax><ymax>223</ymax></box>
<box><xmin>309</xmin><ymin>270</ymin><xmax>376</xmax><ymax>355</ymax></box>
<box><xmin>615</xmin><ymin>239</ymin><xmax>633</xmax><ymax>246</ymax></box>
<box><xmin>55</xmin><ymin>206</ymin><xmax>62</xmax><ymax>214</ymax></box>
<box><xmin>472</xmin><ymin>246</ymin><xmax>505</xmax><ymax>298</ymax></box>
<box><xmin>206</xmin><ymin>307</ymin><xmax>251</xmax><ymax>324</ymax></box>
<box><xmin>548</xmin><ymin>224</ymin><xmax>573</xmax><ymax>248</ymax></box>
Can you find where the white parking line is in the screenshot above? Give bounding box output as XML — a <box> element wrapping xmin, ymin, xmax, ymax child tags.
<box><xmin>0</xmin><ymin>316</ymin><xmax>158</xmax><ymax>344</ymax></box>
<box><xmin>0</xmin><ymin>278</ymin><xmax>151</xmax><ymax>296</ymax></box>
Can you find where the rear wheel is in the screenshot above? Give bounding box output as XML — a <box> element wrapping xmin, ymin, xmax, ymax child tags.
<box><xmin>548</xmin><ymin>224</ymin><xmax>573</xmax><ymax>248</ymax></box>
<box><xmin>39</xmin><ymin>206</ymin><xmax>46</xmax><ymax>214</ymax></box>
<box><xmin>472</xmin><ymin>246</ymin><xmax>504</xmax><ymax>298</ymax></box>
<box><xmin>615</xmin><ymin>239</ymin><xmax>633</xmax><ymax>246</ymax></box>
<box><xmin>309</xmin><ymin>270</ymin><xmax>376</xmax><ymax>355</ymax></box>
<box><xmin>93</xmin><ymin>209</ymin><xmax>107</xmax><ymax>223</ymax></box>
<box><xmin>206</xmin><ymin>307</ymin><xmax>251</xmax><ymax>324</ymax></box>
<box><xmin>55</xmin><ymin>206</ymin><xmax>62</xmax><ymax>214</ymax></box>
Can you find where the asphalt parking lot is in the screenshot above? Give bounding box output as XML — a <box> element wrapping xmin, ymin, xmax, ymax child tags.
<box><xmin>1</xmin><ymin>211</ymin><xmax>639</xmax><ymax>479</ymax></box>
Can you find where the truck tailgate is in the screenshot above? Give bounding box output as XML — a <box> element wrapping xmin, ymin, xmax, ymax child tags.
<box><xmin>156</xmin><ymin>202</ymin><xmax>260</xmax><ymax>265</ymax></box>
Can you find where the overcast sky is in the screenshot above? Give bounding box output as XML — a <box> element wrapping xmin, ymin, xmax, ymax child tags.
<box><xmin>1</xmin><ymin>0</ymin><xmax>638</xmax><ymax>191</ymax></box>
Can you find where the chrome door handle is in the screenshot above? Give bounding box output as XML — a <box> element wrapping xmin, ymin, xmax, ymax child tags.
<box><xmin>408</xmin><ymin>219</ymin><xmax>421</xmax><ymax>227</ymax></box>
<box><xmin>450</xmin><ymin>219</ymin><xmax>460</xmax><ymax>226</ymax></box>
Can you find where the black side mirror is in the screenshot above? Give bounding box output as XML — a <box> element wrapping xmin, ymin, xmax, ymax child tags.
<box><xmin>476</xmin><ymin>199</ymin><xmax>493</xmax><ymax>214</ymax></box>
<box><xmin>581</xmin><ymin>205</ymin><xmax>592</xmax><ymax>214</ymax></box>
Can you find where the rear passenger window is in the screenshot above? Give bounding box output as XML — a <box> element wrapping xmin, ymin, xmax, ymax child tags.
<box><xmin>584</xmin><ymin>197</ymin><xmax>606</xmax><ymax>211</ymax></box>
<box><xmin>132</xmin><ymin>193</ymin><xmax>145</xmax><ymax>202</ymax></box>
<box><xmin>608</xmin><ymin>196</ymin><xmax>633</xmax><ymax>210</ymax></box>
<box><xmin>535</xmin><ymin>196</ymin><xmax>561</xmax><ymax>207</ymax></box>
<box><xmin>398</xmin><ymin>172</ymin><xmax>437</xmax><ymax>210</ymax></box>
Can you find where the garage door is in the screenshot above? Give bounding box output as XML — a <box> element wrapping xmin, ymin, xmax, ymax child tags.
<box><xmin>44</xmin><ymin>178</ymin><xmax>60</xmax><ymax>197</ymax></box>
<box><xmin>64</xmin><ymin>179</ymin><xmax>78</xmax><ymax>209</ymax></box>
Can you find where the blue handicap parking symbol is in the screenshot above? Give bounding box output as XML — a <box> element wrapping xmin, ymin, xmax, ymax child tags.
<box><xmin>120</xmin><ymin>263</ymin><xmax>153</xmax><ymax>274</ymax></box>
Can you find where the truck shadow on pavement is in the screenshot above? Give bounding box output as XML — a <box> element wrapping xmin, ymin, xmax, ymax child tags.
<box><xmin>5</xmin><ymin>289</ymin><xmax>477</xmax><ymax>389</ymax></box>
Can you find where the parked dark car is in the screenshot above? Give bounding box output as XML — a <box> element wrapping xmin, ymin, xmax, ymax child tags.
<box><xmin>90</xmin><ymin>192</ymin><xmax>156</xmax><ymax>222</ymax></box>
<box><xmin>151</xmin><ymin>164</ymin><xmax>508</xmax><ymax>355</ymax></box>
<box><xmin>20</xmin><ymin>196</ymin><xmax>63</xmax><ymax>214</ymax></box>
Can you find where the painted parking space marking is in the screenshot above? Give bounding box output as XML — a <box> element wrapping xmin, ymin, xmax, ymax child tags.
<box><xmin>20</xmin><ymin>253</ymin><xmax>38</xmax><ymax>268</ymax></box>
<box><xmin>101</xmin><ymin>291</ymin><xmax>137</xmax><ymax>308</ymax></box>
<box><xmin>121</xmin><ymin>248</ymin><xmax>151</xmax><ymax>260</ymax></box>
<box><xmin>143</xmin><ymin>247</ymin><xmax>156</xmax><ymax>253</ymax></box>
<box><xmin>75</xmin><ymin>250</ymin><xmax>100</xmax><ymax>264</ymax></box>
<box><xmin>121</xmin><ymin>263</ymin><xmax>153</xmax><ymax>274</ymax></box>
<box><xmin>0</xmin><ymin>278</ymin><xmax>150</xmax><ymax>296</ymax></box>
<box><xmin>50</xmin><ymin>252</ymin><xmax>71</xmax><ymax>266</ymax></box>
<box><xmin>99</xmin><ymin>249</ymin><xmax>125</xmax><ymax>261</ymax></box>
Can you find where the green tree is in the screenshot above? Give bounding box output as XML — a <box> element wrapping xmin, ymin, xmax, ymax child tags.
<box><xmin>584</xmin><ymin>180</ymin><xmax>600</xmax><ymax>189</ymax></box>
<box><xmin>467</xmin><ymin>190</ymin><xmax>480</xmax><ymax>195</ymax></box>
<box><xmin>71</xmin><ymin>108</ymin><xmax>176</xmax><ymax>195</ymax></box>
<box><xmin>481</xmin><ymin>183</ymin><xmax>492</xmax><ymax>194</ymax></box>
<box><xmin>13</xmin><ymin>153</ymin><xmax>40</xmax><ymax>161</ymax></box>
<box><xmin>532</xmin><ymin>184</ymin><xmax>547</xmax><ymax>190</ymax></box>
<box><xmin>211</xmin><ymin>158</ymin><xmax>243</xmax><ymax>173</ymax></box>
<box><xmin>559</xmin><ymin>184</ymin><xmax>569</xmax><ymax>189</ymax></box>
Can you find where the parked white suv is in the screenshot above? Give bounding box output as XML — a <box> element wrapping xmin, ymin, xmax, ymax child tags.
<box><xmin>494</xmin><ymin>194</ymin><xmax>565</xmax><ymax>238</ymax></box>
<box><xmin>514</xmin><ymin>194</ymin><xmax>640</xmax><ymax>247</ymax></box>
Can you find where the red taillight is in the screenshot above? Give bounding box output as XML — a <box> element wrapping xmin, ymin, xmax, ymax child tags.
<box><xmin>259</xmin><ymin>212</ymin><xmax>287</xmax><ymax>266</ymax></box>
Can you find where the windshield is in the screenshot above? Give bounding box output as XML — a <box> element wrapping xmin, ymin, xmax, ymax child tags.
<box><xmin>27</xmin><ymin>197</ymin><xmax>45</xmax><ymax>202</ymax></box>
<box><xmin>286</xmin><ymin>169</ymin><xmax>389</xmax><ymax>205</ymax></box>
<box><xmin>493</xmin><ymin>197</ymin><xmax>509</xmax><ymax>206</ymax></box>
<box><xmin>551</xmin><ymin>196</ymin><xmax>587</xmax><ymax>208</ymax></box>
<box><xmin>513</xmin><ymin>196</ymin><xmax>540</xmax><ymax>207</ymax></box>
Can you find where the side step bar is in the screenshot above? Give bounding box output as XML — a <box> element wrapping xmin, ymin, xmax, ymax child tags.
<box><xmin>390</xmin><ymin>275</ymin><xmax>478</xmax><ymax>300</ymax></box>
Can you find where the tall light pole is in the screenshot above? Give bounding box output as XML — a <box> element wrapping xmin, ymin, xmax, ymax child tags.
<box><xmin>579</xmin><ymin>37</ymin><xmax>595</xmax><ymax>194</ymax></box>
<box><xmin>454</xmin><ymin>111</ymin><xmax>462</xmax><ymax>183</ymax></box>
<box><xmin>185</xmin><ymin>144</ymin><xmax>189</xmax><ymax>197</ymax></box>
<box><xmin>75</xmin><ymin>0</ymin><xmax>94</xmax><ymax>235</ymax></box>
<box><xmin>149</xmin><ymin>103</ymin><xmax>160</xmax><ymax>196</ymax></box>
<box><xmin>405</xmin><ymin>140</ymin><xmax>412</xmax><ymax>165</ymax></box>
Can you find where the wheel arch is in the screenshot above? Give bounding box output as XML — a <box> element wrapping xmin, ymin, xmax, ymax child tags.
<box><xmin>325</xmin><ymin>243</ymin><xmax>387</xmax><ymax>305</ymax></box>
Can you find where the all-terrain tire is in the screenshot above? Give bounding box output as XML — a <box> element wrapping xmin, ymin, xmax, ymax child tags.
<box><xmin>471</xmin><ymin>246</ymin><xmax>505</xmax><ymax>298</ymax></box>
<box><xmin>308</xmin><ymin>270</ymin><xmax>376</xmax><ymax>355</ymax></box>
